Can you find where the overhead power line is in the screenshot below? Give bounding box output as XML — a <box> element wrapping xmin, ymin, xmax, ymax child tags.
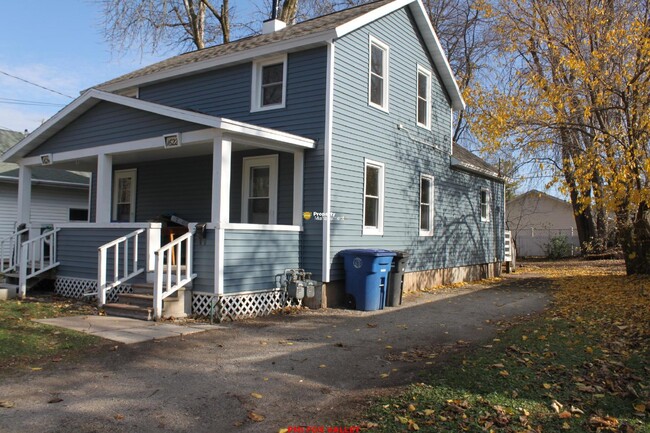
<box><xmin>0</xmin><ymin>97</ymin><xmax>65</xmax><ymax>107</ymax></box>
<box><xmin>0</xmin><ymin>69</ymin><xmax>74</xmax><ymax>99</ymax></box>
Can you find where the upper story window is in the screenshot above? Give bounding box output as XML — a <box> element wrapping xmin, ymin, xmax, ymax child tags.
<box><xmin>251</xmin><ymin>55</ymin><xmax>287</xmax><ymax>112</ymax></box>
<box><xmin>368</xmin><ymin>37</ymin><xmax>389</xmax><ymax>111</ymax></box>
<box><xmin>417</xmin><ymin>66</ymin><xmax>432</xmax><ymax>129</ymax></box>
<box><xmin>363</xmin><ymin>159</ymin><xmax>385</xmax><ymax>235</ymax></box>
<box><xmin>419</xmin><ymin>174</ymin><xmax>434</xmax><ymax>236</ymax></box>
<box><xmin>480</xmin><ymin>188</ymin><xmax>491</xmax><ymax>222</ymax></box>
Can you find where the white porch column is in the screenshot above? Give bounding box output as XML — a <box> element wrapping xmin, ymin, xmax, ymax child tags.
<box><xmin>17</xmin><ymin>164</ymin><xmax>32</xmax><ymax>224</ymax></box>
<box><xmin>96</xmin><ymin>153</ymin><xmax>113</xmax><ymax>223</ymax></box>
<box><xmin>212</xmin><ymin>132</ymin><xmax>231</xmax><ymax>296</ymax></box>
<box><xmin>293</xmin><ymin>150</ymin><xmax>304</xmax><ymax>226</ymax></box>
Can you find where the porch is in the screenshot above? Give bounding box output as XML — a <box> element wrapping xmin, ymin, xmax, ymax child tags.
<box><xmin>0</xmin><ymin>91</ymin><xmax>314</xmax><ymax>319</ymax></box>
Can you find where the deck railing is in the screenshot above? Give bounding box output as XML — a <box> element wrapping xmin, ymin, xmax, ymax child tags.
<box><xmin>97</xmin><ymin>229</ymin><xmax>145</xmax><ymax>306</ymax></box>
<box><xmin>0</xmin><ymin>227</ymin><xmax>29</xmax><ymax>274</ymax></box>
<box><xmin>18</xmin><ymin>228</ymin><xmax>61</xmax><ymax>297</ymax></box>
<box><xmin>153</xmin><ymin>231</ymin><xmax>195</xmax><ymax>319</ymax></box>
<box><xmin>504</xmin><ymin>230</ymin><xmax>513</xmax><ymax>262</ymax></box>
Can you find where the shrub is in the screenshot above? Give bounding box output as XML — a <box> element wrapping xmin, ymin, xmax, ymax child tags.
<box><xmin>545</xmin><ymin>235</ymin><xmax>572</xmax><ymax>259</ymax></box>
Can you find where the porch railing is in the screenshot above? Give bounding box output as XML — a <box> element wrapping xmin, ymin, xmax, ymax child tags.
<box><xmin>504</xmin><ymin>230</ymin><xmax>513</xmax><ymax>262</ymax></box>
<box><xmin>18</xmin><ymin>228</ymin><xmax>61</xmax><ymax>297</ymax></box>
<box><xmin>0</xmin><ymin>227</ymin><xmax>29</xmax><ymax>274</ymax></box>
<box><xmin>97</xmin><ymin>229</ymin><xmax>145</xmax><ymax>306</ymax></box>
<box><xmin>153</xmin><ymin>231</ymin><xmax>196</xmax><ymax>319</ymax></box>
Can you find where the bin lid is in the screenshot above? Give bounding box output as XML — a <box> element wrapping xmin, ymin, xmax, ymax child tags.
<box><xmin>339</xmin><ymin>249</ymin><xmax>397</xmax><ymax>257</ymax></box>
<box><xmin>393</xmin><ymin>250</ymin><xmax>411</xmax><ymax>258</ymax></box>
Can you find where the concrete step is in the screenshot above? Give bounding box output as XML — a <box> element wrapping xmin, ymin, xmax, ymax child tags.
<box><xmin>103</xmin><ymin>303</ymin><xmax>153</xmax><ymax>321</ymax></box>
<box><xmin>118</xmin><ymin>293</ymin><xmax>154</xmax><ymax>308</ymax></box>
<box><xmin>0</xmin><ymin>283</ymin><xmax>19</xmax><ymax>300</ymax></box>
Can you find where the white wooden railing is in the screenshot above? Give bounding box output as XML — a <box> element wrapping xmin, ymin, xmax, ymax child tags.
<box><xmin>0</xmin><ymin>227</ymin><xmax>29</xmax><ymax>274</ymax></box>
<box><xmin>97</xmin><ymin>229</ymin><xmax>145</xmax><ymax>306</ymax></box>
<box><xmin>504</xmin><ymin>230</ymin><xmax>513</xmax><ymax>262</ymax></box>
<box><xmin>153</xmin><ymin>231</ymin><xmax>196</xmax><ymax>319</ymax></box>
<box><xmin>18</xmin><ymin>228</ymin><xmax>61</xmax><ymax>297</ymax></box>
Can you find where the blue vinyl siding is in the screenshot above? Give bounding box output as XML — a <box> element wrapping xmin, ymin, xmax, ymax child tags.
<box><xmin>223</xmin><ymin>230</ymin><xmax>300</xmax><ymax>294</ymax></box>
<box><xmin>192</xmin><ymin>229</ymin><xmax>215</xmax><ymax>293</ymax></box>
<box><xmin>329</xmin><ymin>7</ymin><xmax>504</xmax><ymax>280</ymax></box>
<box><xmin>138</xmin><ymin>47</ymin><xmax>327</xmax><ymax>278</ymax></box>
<box><xmin>56</xmin><ymin>227</ymin><xmax>147</xmax><ymax>281</ymax></box>
<box><xmin>27</xmin><ymin>102</ymin><xmax>206</xmax><ymax>157</ymax></box>
<box><xmin>114</xmin><ymin>156</ymin><xmax>213</xmax><ymax>223</ymax></box>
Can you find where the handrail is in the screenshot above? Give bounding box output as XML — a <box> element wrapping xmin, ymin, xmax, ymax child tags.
<box><xmin>0</xmin><ymin>227</ymin><xmax>29</xmax><ymax>274</ymax></box>
<box><xmin>18</xmin><ymin>228</ymin><xmax>61</xmax><ymax>297</ymax></box>
<box><xmin>153</xmin><ymin>231</ymin><xmax>196</xmax><ymax>319</ymax></box>
<box><xmin>97</xmin><ymin>229</ymin><xmax>145</xmax><ymax>306</ymax></box>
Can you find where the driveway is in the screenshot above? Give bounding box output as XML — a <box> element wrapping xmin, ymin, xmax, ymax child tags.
<box><xmin>0</xmin><ymin>273</ymin><xmax>550</xmax><ymax>433</ymax></box>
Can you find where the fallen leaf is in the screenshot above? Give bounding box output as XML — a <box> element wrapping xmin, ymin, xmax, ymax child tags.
<box><xmin>319</xmin><ymin>364</ymin><xmax>326</xmax><ymax>368</ymax></box>
<box><xmin>633</xmin><ymin>403</ymin><xmax>646</xmax><ymax>413</ymax></box>
<box><xmin>561</xmin><ymin>421</ymin><xmax>571</xmax><ymax>430</ymax></box>
<box><xmin>407</xmin><ymin>404</ymin><xmax>416</xmax><ymax>412</ymax></box>
<box><xmin>250</xmin><ymin>392</ymin><xmax>263</xmax><ymax>399</ymax></box>
<box><xmin>543</xmin><ymin>383</ymin><xmax>552</xmax><ymax>389</ymax></box>
<box><xmin>423</xmin><ymin>409</ymin><xmax>435</xmax><ymax>416</ymax></box>
<box><xmin>551</xmin><ymin>400</ymin><xmax>563</xmax><ymax>413</ymax></box>
<box><xmin>491</xmin><ymin>363</ymin><xmax>505</xmax><ymax>369</ymax></box>
<box><xmin>380</xmin><ymin>373</ymin><xmax>389</xmax><ymax>379</ymax></box>
<box><xmin>248</xmin><ymin>412</ymin><xmax>265</xmax><ymax>422</ymax></box>
<box><xmin>114</xmin><ymin>414</ymin><xmax>124</xmax><ymax>420</ymax></box>
<box><xmin>0</xmin><ymin>400</ymin><xmax>15</xmax><ymax>408</ymax></box>
<box><xmin>499</xmin><ymin>370</ymin><xmax>509</xmax><ymax>377</ymax></box>
<box><xmin>558</xmin><ymin>411</ymin><xmax>572</xmax><ymax>419</ymax></box>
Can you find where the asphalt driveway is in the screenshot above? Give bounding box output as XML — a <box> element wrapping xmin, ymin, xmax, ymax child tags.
<box><xmin>0</xmin><ymin>273</ymin><xmax>550</xmax><ymax>433</ymax></box>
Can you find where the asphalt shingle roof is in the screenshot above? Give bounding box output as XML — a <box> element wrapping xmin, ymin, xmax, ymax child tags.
<box><xmin>452</xmin><ymin>143</ymin><xmax>501</xmax><ymax>178</ymax></box>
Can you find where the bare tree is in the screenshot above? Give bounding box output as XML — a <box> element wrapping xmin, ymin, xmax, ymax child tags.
<box><xmin>100</xmin><ymin>0</ymin><xmax>232</xmax><ymax>55</ymax></box>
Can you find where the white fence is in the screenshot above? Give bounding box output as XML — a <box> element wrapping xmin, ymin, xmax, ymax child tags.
<box><xmin>514</xmin><ymin>228</ymin><xmax>581</xmax><ymax>258</ymax></box>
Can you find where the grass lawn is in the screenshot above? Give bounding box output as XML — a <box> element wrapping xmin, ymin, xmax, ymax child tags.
<box><xmin>359</xmin><ymin>261</ymin><xmax>650</xmax><ymax>432</ymax></box>
<box><xmin>0</xmin><ymin>293</ymin><xmax>103</xmax><ymax>373</ymax></box>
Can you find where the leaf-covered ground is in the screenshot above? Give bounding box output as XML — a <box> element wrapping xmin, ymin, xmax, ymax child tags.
<box><xmin>0</xmin><ymin>294</ymin><xmax>102</xmax><ymax>374</ymax></box>
<box><xmin>359</xmin><ymin>260</ymin><xmax>649</xmax><ymax>432</ymax></box>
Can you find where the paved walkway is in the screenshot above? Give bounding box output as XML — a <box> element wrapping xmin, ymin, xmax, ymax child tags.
<box><xmin>35</xmin><ymin>316</ymin><xmax>222</xmax><ymax>344</ymax></box>
<box><xmin>1</xmin><ymin>273</ymin><xmax>551</xmax><ymax>433</ymax></box>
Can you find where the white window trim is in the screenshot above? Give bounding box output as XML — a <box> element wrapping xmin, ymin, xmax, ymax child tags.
<box><xmin>241</xmin><ymin>155</ymin><xmax>279</xmax><ymax>224</ymax></box>
<box><xmin>362</xmin><ymin>158</ymin><xmax>385</xmax><ymax>236</ymax></box>
<box><xmin>419</xmin><ymin>174</ymin><xmax>434</xmax><ymax>236</ymax></box>
<box><xmin>481</xmin><ymin>187</ymin><xmax>491</xmax><ymax>222</ymax></box>
<box><xmin>416</xmin><ymin>65</ymin><xmax>432</xmax><ymax>130</ymax></box>
<box><xmin>251</xmin><ymin>54</ymin><xmax>287</xmax><ymax>112</ymax></box>
<box><xmin>368</xmin><ymin>36</ymin><xmax>389</xmax><ymax>112</ymax></box>
<box><xmin>112</xmin><ymin>169</ymin><xmax>137</xmax><ymax>222</ymax></box>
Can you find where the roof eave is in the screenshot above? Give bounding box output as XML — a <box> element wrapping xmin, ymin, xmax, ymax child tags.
<box><xmin>450</xmin><ymin>156</ymin><xmax>504</xmax><ymax>182</ymax></box>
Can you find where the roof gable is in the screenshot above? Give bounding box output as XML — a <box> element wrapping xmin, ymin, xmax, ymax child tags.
<box><xmin>96</xmin><ymin>0</ymin><xmax>464</xmax><ymax>110</ymax></box>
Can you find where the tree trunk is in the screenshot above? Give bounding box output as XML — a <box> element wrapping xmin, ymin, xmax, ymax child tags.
<box><xmin>620</xmin><ymin>203</ymin><xmax>650</xmax><ymax>275</ymax></box>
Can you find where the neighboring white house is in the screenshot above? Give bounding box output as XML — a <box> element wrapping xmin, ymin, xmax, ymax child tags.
<box><xmin>0</xmin><ymin>129</ymin><xmax>89</xmax><ymax>241</ymax></box>
<box><xmin>507</xmin><ymin>190</ymin><xmax>580</xmax><ymax>257</ymax></box>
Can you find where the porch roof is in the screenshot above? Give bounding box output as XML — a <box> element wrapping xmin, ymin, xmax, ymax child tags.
<box><xmin>0</xmin><ymin>89</ymin><xmax>316</xmax><ymax>164</ymax></box>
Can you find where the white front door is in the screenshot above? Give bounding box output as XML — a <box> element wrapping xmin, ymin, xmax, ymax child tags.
<box><xmin>241</xmin><ymin>155</ymin><xmax>278</xmax><ymax>224</ymax></box>
<box><xmin>112</xmin><ymin>169</ymin><xmax>137</xmax><ymax>222</ymax></box>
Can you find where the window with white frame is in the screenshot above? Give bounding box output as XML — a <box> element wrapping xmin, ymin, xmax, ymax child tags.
<box><xmin>241</xmin><ymin>155</ymin><xmax>278</xmax><ymax>224</ymax></box>
<box><xmin>363</xmin><ymin>159</ymin><xmax>384</xmax><ymax>235</ymax></box>
<box><xmin>419</xmin><ymin>174</ymin><xmax>434</xmax><ymax>235</ymax></box>
<box><xmin>416</xmin><ymin>66</ymin><xmax>431</xmax><ymax>129</ymax></box>
<box><xmin>368</xmin><ymin>37</ymin><xmax>389</xmax><ymax>111</ymax></box>
<box><xmin>251</xmin><ymin>55</ymin><xmax>287</xmax><ymax>111</ymax></box>
<box><xmin>112</xmin><ymin>169</ymin><xmax>137</xmax><ymax>222</ymax></box>
<box><xmin>480</xmin><ymin>188</ymin><xmax>491</xmax><ymax>222</ymax></box>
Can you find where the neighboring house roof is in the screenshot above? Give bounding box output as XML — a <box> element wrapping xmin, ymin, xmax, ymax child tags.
<box><xmin>451</xmin><ymin>143</ymin><xmax>503</xmax><ymax>181</ymax></box>
<box><xmin>96</xmin><ymin>0</ymin><xmax>465</xmax><ymax>111</ymax></box>
<box><xmin>508</xmin><ymin>189</ymin><xmax>571</xmax><ymax>207</ymax></box>
<box><xmin>0</xmin><ymin>90</ymin><xmax>316</xmax><ymax>163</ymax></box>
<box><xmin>0</xmin><ymin>128</ymin><xmax>89</xmax><ymax>186</ymax></box>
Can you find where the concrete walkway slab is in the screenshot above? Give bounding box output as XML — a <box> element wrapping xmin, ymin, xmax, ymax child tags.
<box><xmin>34</xmin><ymin>315</ymin><xmax>222</xmax><ymax>344</ymax></box>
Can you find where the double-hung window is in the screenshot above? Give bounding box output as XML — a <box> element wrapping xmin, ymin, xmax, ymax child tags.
<box><xmin>416</xmin><ymin>66</ymin><xmax>431</xmax><ymax>129</ymax></box>
<box><xmin>363</xmin><ymin>159</ymin><xmax>385</xmax><ymax>235</ymax></box>
<box><xmin>242</xmin><ymin>155</ymin><xmax>278</xmax><ymax>224</ymax></box>
<box><xmin>480</xmin><ymin>188</ymin><xmax>491</xmax><ymax>222</ymax></box>
<box><xmin>368</xmin><ymin>37</ymin><xmax>389</xmax><ymax>111</ymax></box>
<box><xmin>112</xmin><ymin>169</ymin><xmax>137</xmax><ymax>222</ymax></box>
<box><xmin>419</xmin><ymin>175</ymin><xmax>434</xmax><ymax>236</ymax></box>
<box><xmin>251</xmin><ymin>55</ymin><xmax>287</xmax><ymax>111</ymax></box>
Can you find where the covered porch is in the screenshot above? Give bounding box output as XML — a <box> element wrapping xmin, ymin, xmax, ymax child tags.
<box><xmin>0</xmin><ymin>90</ymin><xmax>314</xmax><ymax>319</ymax></box>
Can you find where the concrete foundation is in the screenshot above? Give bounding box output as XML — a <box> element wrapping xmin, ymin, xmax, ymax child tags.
<box><xmin>162</xmin><ymin>287</ymin><xmax>192</xmax><ymax>319</ymax></box>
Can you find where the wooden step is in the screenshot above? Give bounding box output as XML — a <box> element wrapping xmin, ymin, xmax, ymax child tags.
<box><xmin>130</xmin><ymin>283</ymin><xmax>154</xmax><ymax>295</ymax></box>
<box><xmin>118</xmin><ymin>293</ymin><xmax>154</xmax><ymax>308</ymax></box>
<box><xmin>103</xmin><ymin>303</ymin><xmax>153</xmax><ymax>321</ymax></box>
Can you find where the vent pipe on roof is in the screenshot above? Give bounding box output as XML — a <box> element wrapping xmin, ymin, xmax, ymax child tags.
<box><xmin>262</xmin><ymin>0</ymin><xmax>286</xmax><ymax>34</ymax></box>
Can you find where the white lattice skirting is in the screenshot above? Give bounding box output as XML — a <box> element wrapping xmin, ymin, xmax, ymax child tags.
<box><xmin>54</xmin><ymin>277</ymin><xmax>132</xmax><ymax>303</ymax></box>
<box><xmin>193</xmin><ymin>289</ymin><xmax>291</xmax><ymax>321</ymax></box>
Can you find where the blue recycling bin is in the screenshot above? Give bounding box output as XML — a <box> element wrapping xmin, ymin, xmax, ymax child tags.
<box><xmin>340</xmin><ymin>249</ymin><xmax>396</xmax><ymax>311</ymax></box>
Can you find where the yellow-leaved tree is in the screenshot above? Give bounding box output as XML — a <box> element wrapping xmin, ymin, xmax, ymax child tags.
<box><xmin>469</xmin><ymin>0</ymin><xmax>650</xmax><ymax>274</ymax></box>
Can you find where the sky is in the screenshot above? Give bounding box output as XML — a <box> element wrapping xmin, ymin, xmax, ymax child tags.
<box><xmin>0</xmin><ymin>0</ymin><xmax>172</xmax><ymax>133</ymax></box>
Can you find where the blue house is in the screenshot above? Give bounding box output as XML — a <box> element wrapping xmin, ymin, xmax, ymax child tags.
<box><xmin>0</xmin><ymin>0</ymin><xmax>505</xmax><ymax>320</ymax></box>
